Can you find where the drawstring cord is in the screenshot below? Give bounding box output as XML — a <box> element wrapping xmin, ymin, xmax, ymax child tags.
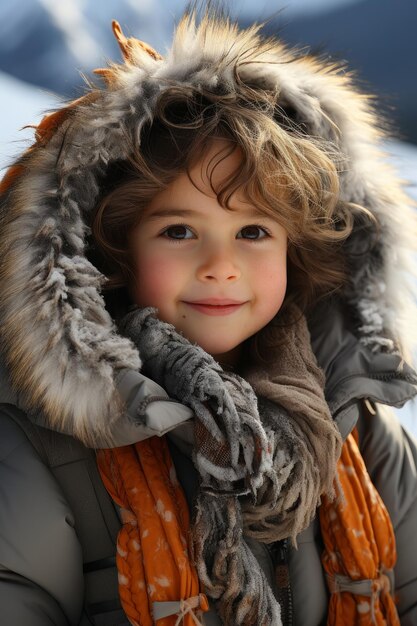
<box><xmin>153</xmin><ymin>594</ymin><xmax>209</xmax><ymax>625</ymax></box>
<box><xmin>326</xmin><ymin>569</ymin><xmax>396</xmax><ymax>625</ymax></box>
<box><xmin>174</xmin><ymin>597</ymin><xmax>206</xmax><ymax>626</ymax></box>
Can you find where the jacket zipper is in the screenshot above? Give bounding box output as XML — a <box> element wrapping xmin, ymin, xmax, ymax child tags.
<box><xmin>269</xmin><ymin>539</ymin><xmax>293</xmax><ymax>626</ymax></box>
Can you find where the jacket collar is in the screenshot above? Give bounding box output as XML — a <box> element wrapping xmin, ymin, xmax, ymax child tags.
<box><xmin>308</xmin><ymin>298</ymin><xmax>417</xmax><ymax>438</ymax></box>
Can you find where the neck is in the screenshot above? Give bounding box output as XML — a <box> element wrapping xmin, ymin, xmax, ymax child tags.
<box><xmin>213</xmin><ymin>343</ymin><xmax>244</xmax><ymax>371</ymax></box>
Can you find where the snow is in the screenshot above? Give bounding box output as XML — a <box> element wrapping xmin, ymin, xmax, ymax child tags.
<box><xmin>0</xmin><ymin>71</ymin><xmax>58</xmax><ymax>170</ymax></box>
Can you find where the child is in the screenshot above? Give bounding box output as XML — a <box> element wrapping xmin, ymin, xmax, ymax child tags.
<box><xmin>0</xmin><ymin>7</ymin><xmax>416</xmax><ymax>626</ymax></box>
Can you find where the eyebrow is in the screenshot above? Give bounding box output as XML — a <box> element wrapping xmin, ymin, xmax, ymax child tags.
<box><xmin>145</xmin><ymin>207</ymin><xmax>274</xmax><ymax>221</ymax></box>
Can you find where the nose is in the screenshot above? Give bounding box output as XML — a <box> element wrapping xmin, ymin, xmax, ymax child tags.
<box><xmin>196</xmin><ymin>243</ymin><xmax>241</xmax><ymax>283</ymax></box>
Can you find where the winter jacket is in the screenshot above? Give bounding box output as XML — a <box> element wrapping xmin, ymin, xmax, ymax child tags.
<box><xmin>0</xmin><ymin>301</ymin><xmax>416</xmax><ymax>626</ymax></box>
<box><xmin>0</xmin><ymin>9</ymin><xmax>417</xmax><ymax>626</ymax></box>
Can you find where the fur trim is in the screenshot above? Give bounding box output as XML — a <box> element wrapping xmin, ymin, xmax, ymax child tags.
<box><xmin>0</xmin><ymin>9</ymin><xmax>415</xmax><ymax>443</ymax></box>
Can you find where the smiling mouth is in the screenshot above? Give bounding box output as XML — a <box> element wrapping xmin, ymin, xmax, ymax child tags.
<box><xmin>183</xmin><ymin>301</ymin><xmax>246</xmax><ymax>316</ymax></box>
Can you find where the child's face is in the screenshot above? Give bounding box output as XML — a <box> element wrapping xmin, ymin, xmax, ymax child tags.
<box><xmin>129</xmin><ymin>142</ymin><xmax>288</xmax><ymax>365</ymax></box>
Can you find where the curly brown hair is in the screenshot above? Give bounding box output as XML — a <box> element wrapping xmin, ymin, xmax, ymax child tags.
<box><xmin>91</xmin><ymin>85</ymin><xmax>370</xmax><ymax>318</ymax></box>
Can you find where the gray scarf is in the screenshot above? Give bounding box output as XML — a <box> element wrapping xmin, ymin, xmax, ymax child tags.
<box><xmin>121</xmin><ymin>304</ymin><xmax>342</xmax><ymax>626</ymax></box>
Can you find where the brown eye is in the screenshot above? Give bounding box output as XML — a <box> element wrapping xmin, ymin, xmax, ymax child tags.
<box><xmin>237</xmin><ymin>225</ymin><xmax>270</xmax><ymax>240</ymax></box>
<box><xmin>162</xmin><ymin>225</ymin><xmax>194</xmax><ymax>240</ymax></box>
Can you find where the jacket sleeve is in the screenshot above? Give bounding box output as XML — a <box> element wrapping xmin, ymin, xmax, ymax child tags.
<box><xmin>0</xmin><ymin>355</ymin><xmax>194</xmax><ymax>448</ymax></box>
<box><xmin>358</xmin><ymin>402</ymin><xmax>417</xmax><ymax>625</ymax></box>
<box><xmin>112</xmin><ymin>368</ymin><xmax>194</xmax><ymax>445</ymax></box>
<box><xmin>0</xmin><ymin>409</ymin><xmax>85</xmax><ymax>625</ymax></box>
<box><xmin>22</xmin><ymin>368</ymin><xmax>195</xmax><ymax>449</ymax></box>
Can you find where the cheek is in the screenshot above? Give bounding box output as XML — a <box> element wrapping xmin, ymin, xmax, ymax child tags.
<box><xmin>131</xmin><ymin>251</ymin><xmax>180</xmax><ymax>307</ymax></box>
<box><xmin>254</xmin><ymin>254</ymin><xmax>287</xmax><ymax>314</ymax></box>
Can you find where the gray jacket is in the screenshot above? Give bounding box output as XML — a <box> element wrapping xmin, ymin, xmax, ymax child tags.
<box><xmin>1</xmin><ymin>7</ymin><xmax>417</xmax><ymax>625</ymax></box>
<box><xmin>0</xmin><ymin>302</ymin><xmax>416</xmax><ymax>626</ymax></box>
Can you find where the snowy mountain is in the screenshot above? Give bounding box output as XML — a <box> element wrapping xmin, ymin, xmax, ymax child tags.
<box><xmin>0</xmin><ymin>0</ymin><xmax>415</xmax><ymax>144</ymax></box>
<box><xmin>0</xmin><ymin>0</ymin><xmax>171</xmax><ymax>95</ymax></box>
<box><xmin>0</xmin><ymin>0</ymin><xmax>371</xmax><ymax>95</ymax></box>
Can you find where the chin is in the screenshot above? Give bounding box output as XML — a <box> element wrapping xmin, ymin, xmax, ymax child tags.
<box><xmin>194</xmin><ymin>339</ymin><xmax>234</xmax><ymax>357</ymax></box>
<box><xmin>198</xmin><ymin>340</ymin><xmax>240</xmax><ymax>357</ymax></box>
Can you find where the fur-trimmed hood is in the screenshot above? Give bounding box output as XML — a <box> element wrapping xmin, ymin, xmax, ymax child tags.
<box><xmin>0</xmin><ymin>9</ymin><xmax>416</xmax><ymax>445</ymax></box>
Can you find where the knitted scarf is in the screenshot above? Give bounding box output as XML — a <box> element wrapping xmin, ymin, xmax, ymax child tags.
<box><xmin>112</xmin><ymin>304</ymin><xmax>342</xmax><ymax>625</ymax></box>
<box><xmin>98</xmin><ymin>304</ymin><xmax>399</xmax><ymax>625</ymax></box>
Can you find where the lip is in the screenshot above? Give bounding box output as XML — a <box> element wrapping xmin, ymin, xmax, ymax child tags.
<box><xmin>186</xmin><ymin>298</ymin><xmax>244</xmax><ymax>305</ymax></box>
<box><xmin>183</xmin><ymin>299</ymin><xmax>246</xmax><ymax>316</ymax></box>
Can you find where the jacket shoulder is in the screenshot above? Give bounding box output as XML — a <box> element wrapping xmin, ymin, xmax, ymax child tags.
<box><xmin>359</xmin><ymin>402</ymin><xmax>417</xmax><ymax>624</ymax></box>
<box><xmin>0</xmin><ymin>405</ymin><xmax>84</xmax><ymax>625</ymax></box>
<box><xmin>358</xmin><ymin>402</ymin><xmax>417</xmax><ymax>523</ymax></box>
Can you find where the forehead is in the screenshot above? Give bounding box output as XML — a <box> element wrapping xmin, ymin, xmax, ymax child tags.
<box><xmin>142</xmin><ymin>175</ymin><xmax>274</xmax><ymax>222</ymax></box>
<box><xmin>189</xmin><ymin>139</ymin><xmax>243</xmax><ymax>189</ymax></box>
<box><xmin>143</xmin><ymin>204</ymin><xmax>273</xmax><ymax>222</ymax></box>
<box><xmin>143</xmin><ymin>139</ymin><xmax>272</xmax><ymax>217</ymax></box>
